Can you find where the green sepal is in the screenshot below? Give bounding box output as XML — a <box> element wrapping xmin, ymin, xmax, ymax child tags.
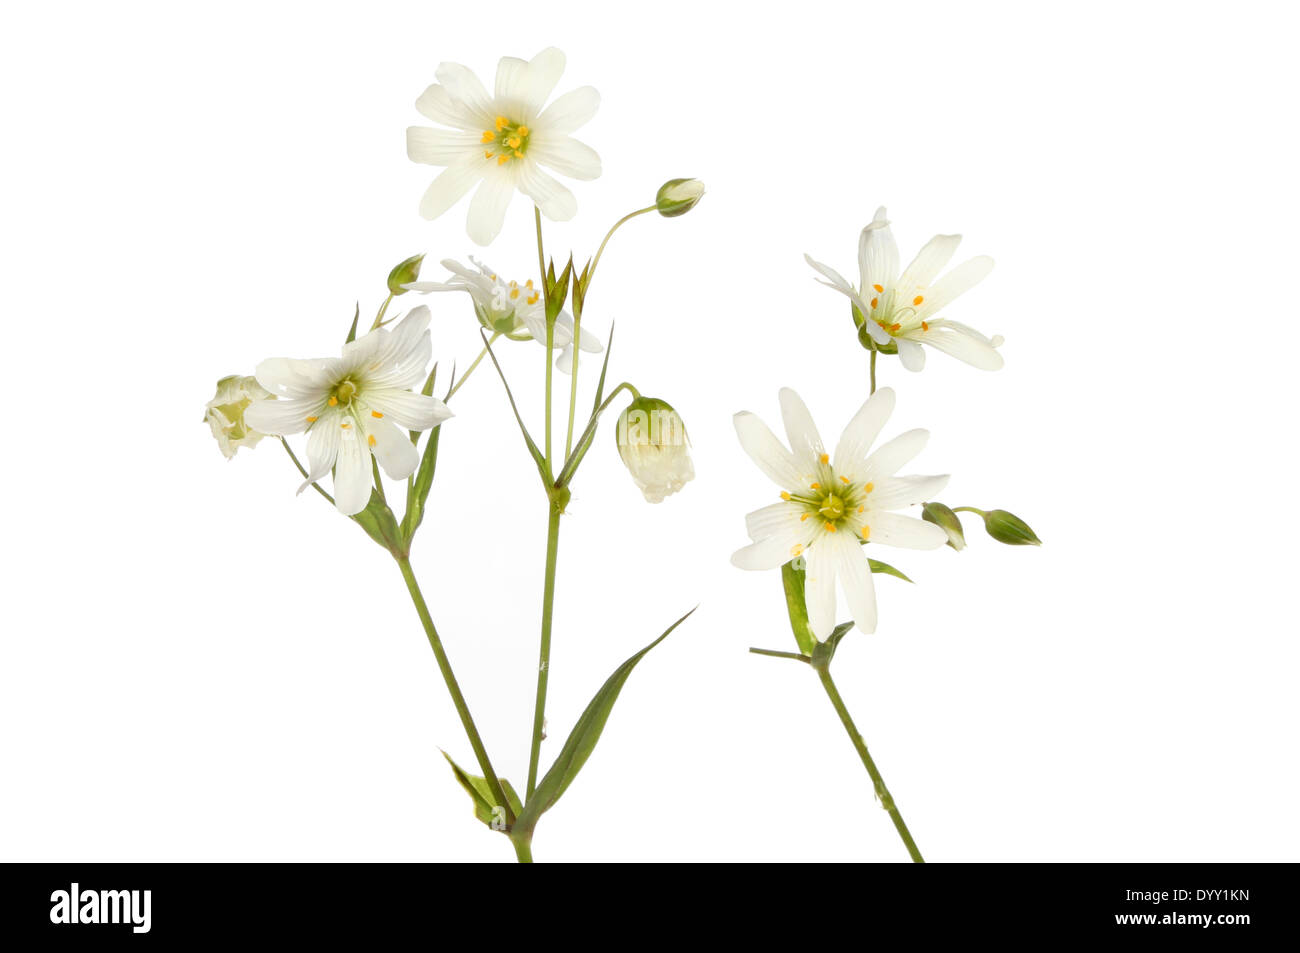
<box><xmin>349</xmin><ymin>490</ymin><xmax>405</xmax><ymax>556</ymax></box>
<box><xmin>513</xmin><ymin>606</ymin><xmax>695</xmax><ymax>835</ymax></box>
<box><xmin>780</xmin><ymin>559</ymin><xmax>818</xmax><ymax>656</ymax></box>
<box><xmin>441</xmin><ymin>751</ymin><xmax>522</xmax><ymax>832</ymax></box>
<box><xmin>982</xmin><ymin>509</ymin><xmax>1042</xmax><ymax>546</ymax></box>
<box><xmin>811</xmin><ymin>621</ymin><xmax>855</xmax><ymax>670</ymax></box>
<box><xmin>480</xmin><ymin>331</ymin><xmax>549</xmax><ymax>486</ymax></box>
<box><xmin>345</xmin><ymin>302</ymin><xmax>360</xmax><ymax>344</ymax></box>
<box><xmin>868</xmin><ymin>557</ymin><xmax>914</xmax><ymax>583</ymax></box>
<box><xmin>401</xmin><ymin>423</ymin><xmax>442</xmax><ymax>544</ymax></box>
<box><xmin>545</xmin><ymin>257</ymin><xmax>573</xmax><ymax>322</ymax></box>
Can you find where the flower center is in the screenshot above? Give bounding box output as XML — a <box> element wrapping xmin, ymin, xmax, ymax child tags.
<box><xmin>332</xmin><ymin>379</ymin><xmax>359</xmax><ymax>406</ymax></box>
<box><xmin>481</xmin><ymin>116</ymin><xmax>531</xmax><ymax>166</ymax></box>
<box><xmin>866</xmin><ymin>285</ymin><xmax>930</xmax><ymax>336</ymax></box>
<box><xmin>783</xmin><ymin>458</ymin><xmax>876</xmax><ymax>538</ymax></box>
<box><xmin>818</xmin><ymin>493</ymin><xmax>846</xmax><ymax>521</ymax></box>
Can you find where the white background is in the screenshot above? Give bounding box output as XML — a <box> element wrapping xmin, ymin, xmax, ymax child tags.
<box><xmin>2</xmin><ymin>0</ymin><xmax>1297</xmax><ymax>863</ymax></box>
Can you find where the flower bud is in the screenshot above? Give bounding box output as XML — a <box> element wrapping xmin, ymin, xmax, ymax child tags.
<box><xmin>204</xmin><ymin>375</ymin><xmax>274</xmax><ymax>459</ymax></box>
<box><xmin>655</xmin><ymin>178</ymin><xmax>705</xmax><ymax>218</ymax></box>
<box><xmin>615</xmin><ymin>396</ymin><xmax>695</xmax><ymax>503</ymax></box>
<box><xmin>388</xmin><ymin>253</ymin><xmax>426</xmax><ymax>295</ymax></box>
<box><xmin>982</xmin><ymin>509</ymin><xmax>1041</xmax><ymax>546</ymax></box>
<box><xmin>922</xmin><ymin>502</ymin><xmax>966</xmax><ymax>551</ymax></box>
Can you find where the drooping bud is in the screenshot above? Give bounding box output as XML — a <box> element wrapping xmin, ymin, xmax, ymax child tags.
<box><xmin>982</xmin><ymin>509</ymin><xmax>1041</xmax><ymax>546</ymax></box>
<box><xmin>655</xmin><ymin>178</ymin><xmax>705</xmax><ymax>218</ymax></box>
<box><xmin>204</xmin><ymin>375</ymin><xmax>274</xmax><ymax>459</ymax></box>
<box><xmin>922</xmin><ymin>502</ymin><xmax>967</xmax><ymax>551</ymax></box>
<box><xmin>615</xmin><ymin>396</ymin><xmax>695</xmax><ymax>503</ymax></box>
<box><xmin>388</xmin><ymin>253</ymin><xmax>425</xmax><ymax>295</ymax></box>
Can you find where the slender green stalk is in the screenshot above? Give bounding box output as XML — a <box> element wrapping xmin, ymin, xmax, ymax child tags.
<box><xmin>589</xmin><ymin>206</ymin><xmax>655</xmax><ymax>283</ymax></box>
<box><xmin>279</xmin><ymin>438</ymin><xmax>333</xmax><ymax>504</ymax></box>
<box><xmin>445</xmin><ymin>331</ymin><xmax>501</xmax><ymax>402</ymax></box>
<box><xmin>814</xmin><ymin>664</ymin><xmax>923</xmax><ymax>862</ymax></box>
<box><xmin>869</xmin><ymin>349</ymin><xmax>877</xmax><ymax>395</ymax></box>
<box><xmin>396</xmin><ymin>555</ymin><xmax>513</xmax><ymax>824</ymax></box>
<box><xmin>511</xmin><ymin>833</ymin><xmax>534</xmax><ymax>863</ymax></box>
<box><xmin>563</xmin><ymin>304</ymin><xmax>583</xmax><ymax>460</ymax></box>
<box><xmin>371</xmin><ymin>293</ymin><xmax>395</xmax><ymax>331</ymax></box>
<box><xmin>526</xmin><ymin>506</ymin><xmax>562</xmax><ymax>798</ymax></box>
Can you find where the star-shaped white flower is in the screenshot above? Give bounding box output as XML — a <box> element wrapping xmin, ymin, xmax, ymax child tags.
<box><xmin>805</xmin><ymin>207</ymin><xmax>1003</xmax><ymax>372</ymax></box>
<box><xmin>245</xmin><ymin>307</ymin><xmax>452</xmax><ymax>516</ymax></box>
<box><xmin>407</xmin><ymin>47</ymin><xmax>601</xmax><ymax>246</ymax></box>
<box><xmin>731</xmin><ymin>387</ymin><xmax>949</xmax><ymax>637</ymax></box>
<box><xmin>406</xmin><ymin>257</ymin><xmax>602</xmax><ymax>373</ymax></box>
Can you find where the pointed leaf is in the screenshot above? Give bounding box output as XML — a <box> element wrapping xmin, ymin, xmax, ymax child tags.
<box><xmin>345</xmin><ymin>302</ymin><xmax>360</xmax><ymax>344</ymax></box>
<box><xmin>868</xmin><ymin>558</ymin><xmax>913</xmax><ymax>583</ymax></box>
<box><xmin>812</xmin><ymin>621</ymin><xmax>855</xmax><ymax>668</ymax></box>
<box><xmin>515</xmin><ymin>607</ymin><xmax>695</xmax><ymax>832</ymax></box>
<box><xmin>780</xmin><ymin>559</ymin><xmax>818</xmax><ymax>656</ymax></box>
<box><xmin>401</xmin><ymin>423</ymin><xmax>442</xmax><ymax>544</ymax></box>
<box><xmin>481</xmin><ymin>331</ymin><xmax>549</xmax><ymax>484</ymax></box>
<box><xmin>442</xmin><ymin>751</ymin><xmax>522</xmax><ymax>832</ymax></box>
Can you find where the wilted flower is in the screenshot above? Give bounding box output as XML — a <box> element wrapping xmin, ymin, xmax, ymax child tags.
<box><xmin>245</xmin><ymin>307</ymin><xmax>452</xmax><ymax>516</ymax></box>
<box><xmin>205</xmin><ymin>375</ymin><xmax>274</xmax><ymax>459</ymax></box>
<box><xmin>406</xmin><ymin>47</ymin><xmax>601</xmax><ymax>245</ymax></box>
<box><xmin>615</xmin><ymin>396</ymin><xmax>695</xmax><ymax>503</ymax></box>
<box><xmin>731</xmin><ymin>387</ymin><xmax>949</xmax><ymax>637</ymax></box>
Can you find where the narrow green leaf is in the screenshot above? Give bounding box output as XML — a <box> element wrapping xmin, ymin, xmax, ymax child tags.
<box><xmin>516</xmin><ymin>606</ymin><xmax>696</xmax><ymax>831</ymax></box>
<box><xmin>349</xmin><ymin>489</ymin><xmax>404</xmax><ymax>555</ymax></box>
<box><xmin>591</xmin><ymin>323</ymin><xmax>615</xmax><ymax>414</ymax></box>
<box><xmin>812</xmin><ymin>621</ymin><xmax>855</xmax><ymax>669</ymax></box>
<box><xmin>480</xmin><ymin>331</ymin><xmax>549</xmax><ymax>485</ymax></box>
<box><xmin>868</xmin><ymin>558</ymin><xmax>914</xmax><ymax>583</ymax></box>
<box><xmin>345</xmin><ymin>302</ymin><xmax>360</xmax><ymax>344</ymax></box>
<box><xmin>401</xmin><ymin>423</ymin><xmax>442</xmax><ymax>544</ymax></box>
<box><xmin>780</xmin><ymin>559</ymin><xmax>818</xmax><ymax>656</ymax></box>
<box><xmin>441</xmin><ymin>751</ymin><xmax>521</xmax><ymax>832</ymax></box>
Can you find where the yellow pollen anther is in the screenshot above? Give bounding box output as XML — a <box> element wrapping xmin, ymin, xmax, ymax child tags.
<box><xmin>527</xmin><ymin>293</ymin><xmax>539</xmax><ymax>305</ymax></box>
<box><xmin>518</xmin><ymin>125</ymin><xmax>529</xmax><ymax>136</ymax></box>
<box><xmin>857</xmin><ymin>505</ymin><xmax>864</xmax><ymax>513</ymax></box>
<box><xmin>819</xmin><ymin>453</ymin><xmax>829</xmax><ymax>464</ymax></box>
<box><xmin>810</xmin><ymin>482</ymin><xmax>821</xmax><ymax>490</ymax></box>
<box><xmin>913</xmin><ymin>295</ymin><xmax>924</xmax><ymax>306</ymax></box>
<box><xmin>497</xmin><ymin>155</ymin><xmax>508</xmax><ymax>165</ymax></box>
<box><xmin>781</xmin><ymin>491</ymin><xmax>791</xmax><ymax>501</ymax></box>
<box><xmin>328</xmin><ymin>396</ymin><xmax>338</xmax><ymax>406</ymax></box>
<box><xmin>484</xmin><ymin>151</ymin><xmax>494</xmax><ymax>159</ymax></box>
<box><xmin>340</xmin><ymin>422</ymin><xmax>350</xmax><ymax>429</ymax></box>
<box><xmin>870</xmin><ymin>297</ymin><xmax>879</xmax><ymax>309</ymax></box>
<box><xmin>306</xmin><ymin>416</ymin><xmax>318</xmax><ymax>423</ymax></box>
<box><xmin>481</xmin><ymin>131</ymin><xmax>495</xmax><ymax>144</ymax></box>
<box><xmin>526</xmin><ymin>279</ymin><xmax>534</xmax><ymax>288</ymax></box>
<box><xmin>873</xmin><ymin>284</ymin><xmax>884</xmax><ymax>293</ymax></box>
<box><xmin>510</xmin><ymin>288</ymin><xmax>520</xmax><ymax>299</ymax></box>
<box><xmin>891</xmin><ymin>323</ymin><xmax>902</xmax><ymax>333</ymax></box>
<box><xmin>505</xmin><ymin>136</ymin><xmax>521</xmax><ymax>149</ymax></box>
<box><xmin>371</xmin><ymin>411</ymin><xmax>383</xmax><ymax>418</ymax></box>
<box><xmin>922</xmin><ymin>321</ymin><xmax>929</xmax><ymax>331</ymax></box>
<box><xmin>791</xmin><ymin>544</ymin><xmax>804</xmax><ymax>556</ymax></box>
<box><xmin>495</xmin><ymin>116</ymin><xmax>509</xmax><ymax>130</ymax></box>
<box><xmin>513</xmin><ymin>150</ymin><xmax>524</xmax><ymax>158</ymax></box>
<box><xmin>861</xmin><ymin>525</ymin><xmax>871</xmax><ymax>540</ymax></box>
<box><xmin>367</xmin><ymin>434</ymin><xmax>376</xmax><ymax>448</ymax></box>
<box><xmin>864</xmin><ymin>482</ymin><xmax>874</xmax><ymax>493</ymax></box>
<box><xmin>800</xmin><ymin>513</ymin><xmax>809</xmax><ymax>521</ymax></box>
<box><xmin>826</xmin><ymin>522</ymin><xmax>837</xmax><ymax>532</ymax></box>
<box><xmin>840</xmin><ymin>475</ymin><xmax>850</xmax><ymax>484</ymax></box>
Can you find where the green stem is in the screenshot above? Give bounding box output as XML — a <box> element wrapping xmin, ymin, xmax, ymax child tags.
<box><xmin>396</xmin><ymin>555</ymin><xmax>513</xmax><ymax>825</ymax></box>
<box><xmin>869</xmin><ymin>349</ymin><xmax>877</xmax><ymax>395</ymax></box>
<box><xmin>589</xmin><ymin>206</ymin><xmax>655</xmax><ymax>285</ymax></box>
<box><xmin>563</xmin><ymin>303</ymin><xmax>582</xmax><ymax>460</ymax></box>
<box><xmin>445</xmin><ymin>332</ymin><xmax>501</xmax><ymax>402</ymax></box>
<box><xmin>279</xmin><ymin>438</ymin><xmax>333</xmax><ymax>504</ymax></box>
<box><xmin>814</xmin><ymin>664</ymin><xmax>924</xmax><ymax>862</ymax></box>
<box><xmin>371</xmin><ymin>293</ymin><xmax>394</xmax><ymax>331</ymax></box>
<box><xmin>511</xmin><ymin>832</ymin><xmax>534</xmax><ymax>863</ymax></box>
<box><xmin>526</xmin><ymin>505</ymin><xmax>562</xmax><ymax>797</ymax></box>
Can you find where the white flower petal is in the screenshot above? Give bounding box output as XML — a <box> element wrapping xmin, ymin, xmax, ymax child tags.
<box><xmin>434</xmin><ymin>61</ymin><xmax>493</xmax><ymax>117</ymax></box>
<box><xmin>555</xmin><ymin>344</ymin><xmax>576</xmax><ymax>375</ymax></box>
<box><xmin>517</xmin><ymin>163</ymin><xmax>578</xmax><ymax>221</ymax></box>
<box><xmin>744</xmin><ymin>500</ymin><xmax>806</xmax><ymax>543</ymax></box>
<box><xmin>778</xmin><ymin>388</ymin><xmax>826</xmax><ymax>468</ymax></box>
<box><xmin>733</xmin><ymin>411</ymin><xmax>802</xmax><ymax>489</ymax></box>
<box><xmin>493</xmin><ymin>55</ymin><xmax>530</xmax><ymax>107</ymax></box>
<box><xmin>896</xmin><ymin>337</ymin><xmax>927</xmax><ymax>371</ymax></box>
<box><xmin>537</xmin><ymin>85</ymin><xmax>600</xmax><ymax>135</ymax></box>
<box><xmin>362</xmin><ymin>414</ymin><xmax>420</xmax><ymax>481</ymax></box>
<box><xmin>366</xmin><ymin>389</ymin><xmax>452</xmax><ymax>431</ymax></box>
<box><xmin>866</xmin><ymin>512</ymin><xmax>948</xmax><ymax>550</ymax></box>
<box><xmin>917</xmin><ymin>255</ymin><xmax>994</xmax><ymax>318</ymax></box>
<box><xmin>414</xmin><ymin>83</ymin><xmax>488</xmax><ymax>131</ymax></box>
<box><xmin>466</xmin><ymin>171</ymin><xmax>516</xmax><ymax>246</ymax></box>
<box><xmin>803</xmin><ymin>543</ymin><xmax>837</xmax><ymax>640</ymax></box>
<box><xmin>863</xmin><ymin>428</ymin><xmax>929</xmax><ymax>481</ymax></box>
<box><xmin>521</xmin><ymin>47</ymin><xmax>566</xmax><ymax>115</ymax></box>
<box><xmin>899</xmin><ymin>233</ymin><xmax>961</xmax><ymax>290</ymax></box>
<box><xmin>419</xmin><ymin>159</ymin><xmax>483</xmax><ymax>222</ymax></box>
<box><xmin>406</xmin><ymin>126</ymin><xmax>478</xmax><ymax>166</ymax></box>
<box><xmin>868</xmin><ymin>474</ymin><xmax>950</xmax><ymax>510</ymax></box>
<box><xmin>300</xmin><ymin>411</ymin><xmax>343</xmax><ymax>490</ymax></box>
<box><xmin>244</xmin><ymin>397</ymin><xmax>318</xmax><ymax>436</ymax></box>
<box><xmin>803</xmin><ymin>253</ymin><xmax>856</xmax><ymax>295</ymax></box>
<box><xmin>857</xmin><ymin>206</ymin><xmax>899</xmax><ymax>292</ymax></box>
<box><xmin>531</xmin><ymin>136</ymin><xmax>601</xmax><ymax>180</ymax></box>
<box><xmin>834</xmin><ymin>535</ymin><xmax>878</xmax><ymax>634</ymax></box>
<box><xmin>253</xmin><ymin>357</ymin><xmax>331</xmax><ymax>399</ymax></box>
<box><xmin>833</xmin><ymin>387</ymin><xmax>895</xmax><ymax>474</ymax></box>
<box><xmin>917</xmin><ymin>322</ymin><xmax>1005</xmax><ymax>370</ymax></box>
<box><xmin>332</xmin><ymin>423</ymin><xmax>372</xmax><ymax>517</ymax></box>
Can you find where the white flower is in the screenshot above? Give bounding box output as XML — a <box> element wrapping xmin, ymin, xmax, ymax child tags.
<box><xmin>245</xmin><ymin>307</ymin><xmax>452</xmax><ymax>517</ymax></box>
<box><xmin>204</xmin><ymin>375</ymin><xmax>273</xmax><ymax>459</ymax></box>
<box><xmin>805</xmin><ymin>207</ymin><xmax>1003</xmax><ymax>372</ymax></box>
<box><xmin>407</xmin><ymin>47</ymin><xmax>601</xmax><ymax>246</ymax></box>
<box><xmin>615</xmin><ymin>396</ymin><xmax>695</xmax><ymax>503</ymax></box>
<box><xmin>731</xmin><ymin>387</ymin><xmax>949</xmax><ymax>637</ymax></box>
<box><xmin>406</xmin><ymin>257</ymin><xmax>602</xmax><ymax>373</ymax></box>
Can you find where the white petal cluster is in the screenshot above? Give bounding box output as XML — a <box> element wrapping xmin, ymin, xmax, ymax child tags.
<box><xmin>205</xmin><ymin>375</ymin><xmax>273</xmax><ymax>459</ymax></box>
<box><xmin>245</xmin><ymin>308</ymin><xmax>451</xmax><ymax>516</ymax></box>
<box><xmin>805</xmin><ymin>207</ymin><xmax>1002</xmax><ymax>372</ymax></box>
<box><xmin>732</xmin><ymin>388</ymin><xmax>949</xmax><ymax>637</ymax></box>
<box><xmin>407</xmin><ymin>47</ymin><xmax>601</xmax><ymax>246</ymax></box>
<box><xmin>406</xmin><ymin>258</ymin><xmax>602</xmax><ymax>373</ymax></box>
<box><xmin>616</xmin><ymin>397</ymin><xmax>695</xmax><ymax>503</ymax></box>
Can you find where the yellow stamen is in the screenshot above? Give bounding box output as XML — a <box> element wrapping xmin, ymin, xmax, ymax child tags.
<box><xmin>340</xmin><ymin>422</ymin><xmax>350</xmax><ymax>429</ymax></box>
<box><xmin>819</xmin><ymin>453</ymin><xmax>829</xmax><ymax>464</ymax></box>
<box><xmin>800</xmin><ymin>513</ymin><xmax>809</xmax><ymax>521</ymax></box>
<box><xmin>840</xmin><ymin>475</ymin><xmax>850</xmax><ymax>484</ymax></box>
<box><xmin>510</xmin><ymin>288</ymin><xmax>520</xmax><ymax>300</ymax></box>
<box><xmin>527</xmin><ymin>293</ymin><xmax>539</xmax><ymax>305</ymax></box>
<box><xmin>826</xmin><ymin>522</ymin><xmax>837</xmax><ymax>532</ymax></box>
<box><xmin>780</xmin><ymin>491</ymin><xmax>791</xmax><ymax>501</ymax></box>
<box><xmin>791</xmin><ymin>543</ymin><xmax>804</xmax><ymax>556</ymax></box>
<box><xmin>484</xmin><ymin>151</ymin><xmax>494</xmax><ymax>159</ymax></box>
<box><xmin>857</xmin><ymin>505</ymin><xmax>864</xmax><ymax>513</ymax></box>
<box><xmin>518</xmin><ymin>125</ymin><xmax>529</xmax><ymax>136</ymax></box>
<box><xmin>913</xmin><ymin>295</ymin><xmax>924</xmax><ymax>306</ymax></box>
<box><xmin>864</xmin><ymin>482</ymin><xmax>874</xmax><ymax>493</ymax></box>
<box><xmin>810</xmin><ymin>482</ymin><xmax>821</xmax><ymax>490</ymax></box>
<box><xmin>328</xmin><ymin>396</ymin><xmax>338</xmax><ymax>406</ymax></box>
<box><xmin>921</xmin><ymin>321</ymin><xmax>929</xmax><ymax>331</ymax></box>
<box><xmin>481</xmin><ymin>131</ymin><xmax>495</xmax><ymax>144</ymax></box>
<box><xmin>525</xmin><ymin>279</ymin><xmax>534</xmax><ymax>287</ymax></box>
<box><xmin>497</xmin><ymin>155</ymin><xmax>508</xmax><ymax>166</ymax></box>
<box><xmin>505</xmin><ymin>137</ymin><xmax>521</xmax><ymax>149</ymax></box>
<box><xmin>891</xmin><ymin>323</ymin><xmax>901</xmax><ymax>332</ymax></box>
<box><xmin>367</xmin><ymin>434</ymin><xmax>376</xmax><ymax>448</ymax></box>
<box><xmin>873</xmin><ymin>284</ymin><xmax>884</xmax><ymax>293</ymax></box>
<box><xmin>306</xmin><ymin>416</ymin><xmax>318</xmax><ymax>423</ymax></box>
<box><xmin>870</xmin><ymin>297</ymin><xmax>878</xmax><ymax>309</ymax></box>
<box><xmin>861</xmin><ymin>525</ymin><xmax>871</xmax><ymax>540</ymax></box>
<box><xmin>371</xmin><ymin>411</ymin><xmax>383</xmax><ymax>418</ymax></box>
<box><xmin>494</xmin><ymin>116</ymin><xmax>509</xmax><ymax>130</ymax></box>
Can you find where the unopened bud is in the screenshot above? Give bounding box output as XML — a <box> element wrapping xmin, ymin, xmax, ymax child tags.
<box><xmin>204</xmin><ymin>375</ymin><xmax>273</xmax><ymax>459</ymax></box>
<box><xmin>388</xmin><ymin>253</ymin><xmax>425</xmax><ymax>295</ymax></box>
<box><xmin>655</xmin><ymin>178</ymin><xmax>705</xmax><ymax>218</ymax></box>
<box><xmin>983</xmin><ymin>509</ymin><xmax>1041</xmax><ymax>546</ymax></box>
<box><xmin>615</xmin><ymin>396</ymin><xmax>695</xmax><ymax>503</ymax></box>
<box><xmin>922</xmin><ymin>502</ymin><xmax>967</xmax><ymax>551</ymax></box>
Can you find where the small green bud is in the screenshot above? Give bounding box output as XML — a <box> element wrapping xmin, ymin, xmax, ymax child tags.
<box><xmin>982</xmin><ymin>509</ymin><xmax>1042</xmax><ymax>546</ymax></box>
<box><xmin>615</xmin><ymin>396</ymin><xmax>695</xmax><ymax>503</ymax></box>
<box><xmin>204</xmin><ymin>375</ymin><xmax>273</xmax><ymax>459</ymax></box>
<box><xmin>922</xmin><ymin>502</ymin><xmax>967</xmax><ymax>551</ymax></box>
<box><xmin>655</xmin><ymin>178</ymin><xmax>705</xmax><ymax>217</ymax></box>
<box><xmin>387</xmin><ymin>254</ymin><xmax>425</xmax><ymax>295</ymax></box>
